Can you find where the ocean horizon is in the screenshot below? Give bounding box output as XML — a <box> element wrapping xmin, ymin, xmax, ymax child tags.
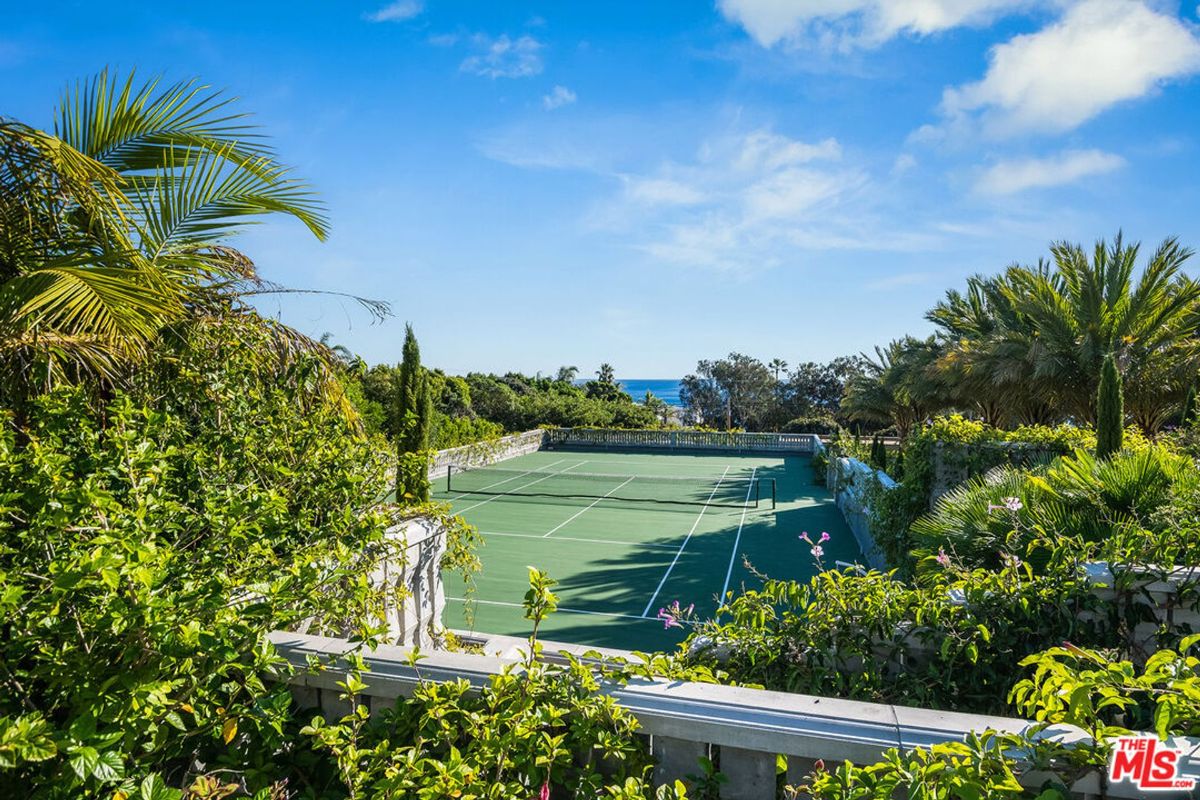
<box><xmin>618</xmin><ymin>379</ymin><xmax>683</xmax><ymax>407</ymax></box>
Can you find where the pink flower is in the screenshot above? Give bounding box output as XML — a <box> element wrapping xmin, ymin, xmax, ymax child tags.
<box><xmin>810</xmin><ymin>545</ymin><xmax>824</xmax><ymax>559</ymax></box>
<box><xmin>818</xmin><ymin>532</ymin><xmax>830</xmax><ymax>543</ymax></box>
<box><xmin>989</xmin><ymin>496</ymin><xmax>1023</xmax><ymax>513</ymax></box>
<box><xmin>656</xmin><ymin>600</ymin><xmax>694</xmax><ymax>629</ymax></box>
<box><xmin>935</xmin><ymin>547</ymin><xmax>951</xmax><ymax>567</ymax></box>
<box><xmin>537</xmin><ymin>781</ymin><xmax>550</xmax><ymax>800</ymax></box>
<box><xmin>800</xmin><ymin>531</ymin><xmax>812</xmax><ymax>544</ymax></box>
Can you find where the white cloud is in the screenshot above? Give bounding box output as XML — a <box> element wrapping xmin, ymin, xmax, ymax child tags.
<box><xmin>717</xmin><ymin>0</ymin><xmax>1037</xmax><ymax>49</ymax></box>
<box><xmin>892</xmin><ymin>153</ymin><xmax>918</xmax><ymax>175</ymax></box>
<box><xmin>542</xmin><ymin>85</ymin><xmax>577</xmax><ymax>110</ymax></box>
<box><xmin>942</xmin><ymin>0</ymin><xmax>1200</xmax><ymax>136</ymax></box>
<box><xmin>601</xmin><ymin>130</ymin><xmax>891</xmax><ymax>272</ymax></box>
<box><xmin>460</xmin><ymin>34</ymin><xmax>543</xmax><ymax>79</ymax></box>
<box><xmin>623</xmin><ymin>177</ymin><xmax>707</xmax><ymax>205</ymax></box>
<box><xmin>866</xmin><ymin>272</ymin><xmax>932</xmax><ymax>290</ymax></box>
<box><xmin>974</xmin><ymin>148</ymin><xmax>1125</xmax><ymax>194</ymax></box>
<box><xmin>365</xmin><ymin>0</ymin><xmax>423</xmax><ymax>23</ymax></box>
<box><xmin>480</xmin><ymin>122</ymin><xmax>956</xmax><ymax>273</ymax></box>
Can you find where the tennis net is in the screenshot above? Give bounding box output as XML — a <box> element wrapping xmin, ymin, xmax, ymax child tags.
<box><xmin>445</xmin><ymin>465</ymin><xmax>774</xmax><ymax>509</ymax></box>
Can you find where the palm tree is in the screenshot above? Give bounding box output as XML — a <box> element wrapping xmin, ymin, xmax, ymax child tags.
<box><xmin>554</xmin><ymin>365</ymin><xmax>579</xmax><ymax>383</ymax></box>
<box><xmin>842</xmin><ymin>337</ymin><xmax>944</xmax><ymax>438</ymax></box>
<box><xmin>929</xmin><ymin>234</ymin><xmax>1200</xmax><ymax>431</ymax></box>
<box><xmin>0</xmin><ymin>70</ymin><xmax>356</xmax><ymax>404</ymax></box>
<box><xmin>596</xmin><ymin>363</ymin><xmax>616</xmax><ymax>383</ymax></box>
<box><xmin>768</xmin><ymin>358</ymin><xmax>788</xmax><ymax>381</ymax></box>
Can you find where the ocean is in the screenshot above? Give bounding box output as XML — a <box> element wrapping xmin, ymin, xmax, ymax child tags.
<box><xmin>619</xmin><ymin>379</ymin><xmax>683</xmax><ymax>407</ymax></box>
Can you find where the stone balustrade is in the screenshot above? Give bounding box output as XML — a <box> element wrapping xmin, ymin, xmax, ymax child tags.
<box><xmin>267</xmin><ymin>630</ymin><xmax>1200</xmax><ymax>800</ymax></box>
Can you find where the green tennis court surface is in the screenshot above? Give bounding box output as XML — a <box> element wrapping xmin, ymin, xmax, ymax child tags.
<box><xmin>436</xmin><ymin>448</ymin><xmax>859</xmax><ymax>652</ymax></box>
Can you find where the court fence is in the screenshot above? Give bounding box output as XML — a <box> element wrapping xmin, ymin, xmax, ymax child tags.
<box><xmin>426</xmin><ymin>428</ymin><xmax>824</xmax><ymax>482</ymax></box>
<box><xmin>544</xmin><ymin>427</ymin><xmax>823</xmax><ymax>454</ymax></box>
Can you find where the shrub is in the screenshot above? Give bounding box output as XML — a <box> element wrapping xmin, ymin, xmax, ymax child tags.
<box><xmin>908</xmin><ymin>445</ymin><xmax>1197</xmax><ymax>570</ymax></box>
<box><xmin>0</xmin><ymin>318</ymin><xmax>480</xmax><ymax>797</ymax></box>
<box><xmin>783</xmin><ymin>414</ymin><xmax>840</xmax><ymax>435</ymax></box>
<box><xmin>681</xmin><ymin>557</ymin><xmax>1107</xmax><ymax>714</ymax></box>
<box><xmin>431</xmin><ymin>413</ymin><xmax>504</xmax><ymax>449</ymax></box>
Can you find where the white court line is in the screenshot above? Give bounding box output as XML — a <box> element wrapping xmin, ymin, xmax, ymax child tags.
<box><xmin>558</xmin><ymin>458</ymin><xmax>747</xmax><ymax>472</ymax></box>
<box><xmin>447</xmin><ymin>596</ymin><xmax>655</xmax><ymax>622</ymax></box>
<box><xmin>719</xmin><ymin>466</ymin><xmax>759</xmax><ymax>609</ymax></box>
<box><xmin>640</xmin><ymin>466</ymin><xmax>731</xmax><ymax>618</ymax></box>
<box><xmin>543</xmin><ymin>476</ymin><xmax>636</xmax><ymax>537</ymax></box>
<box><xmin>481</xmin><ymin>530</ymin><xmax>678</xmax><ymax>551</ymax></box>
<box><xmin>454</xmin><ymin>460</ymin><xmax>588</xmax><ymax>514</ymax></box>
<box><xmin>442</xmin><ymin>458</ymin><xmax>568</xmax><ymax>502</ymax></box>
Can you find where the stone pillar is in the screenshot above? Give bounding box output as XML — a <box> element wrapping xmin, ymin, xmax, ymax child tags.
<box><xmin>653</xmin><ymin>735</ymin><xmax>708</xmax><ymax>788</ymax></box>
<box><xmin>720</xmin><ymin>746</ymin><xmax>777</xmax><ymax>800</ymax></box>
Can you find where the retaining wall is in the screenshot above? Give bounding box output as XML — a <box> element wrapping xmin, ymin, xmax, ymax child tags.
<box><xmin>825</xmin><ymin>455</ymin><xmax>893</xmax><ymax>571</ymax></box>
<box><xmin>427</xmin><ymin>429</ymin><xmax>546</xmax><ymax>481</ymax></box>
<box><xmin>291</xmin><ymin>516</ymin><xmax>448</xmax><ymax>649</ymax></box>
<box><xmin>268</xmin><ymin>630</ymin><xmax>1200</xmax><ymax>800</ymax></box>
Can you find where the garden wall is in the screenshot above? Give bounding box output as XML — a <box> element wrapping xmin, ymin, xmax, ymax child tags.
<box><xmin>291</xmin><ymin>516</ymin><xmax>448</xmax><ymax>649</ymax></box>
<box><xmin>267</xmin><ymin>629</ymin><xmax>1200</xmax><ymax>800</ymax></box>
<box><xmin>544</xmin><ymin>428</ymin><xmax>823</xmax><ymax>454</ymax></box>
<box><xmin>825</xmin><ymin>455</ymin><xmax>893</xmax><ymax>571</ymax></box>
<box><xmin>426</xmin><ymin>429</ymin><xmax>546</xmax><ymax>481</ymax></box>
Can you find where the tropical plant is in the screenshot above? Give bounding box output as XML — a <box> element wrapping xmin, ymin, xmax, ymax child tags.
<box><xmin>927</xmin><ymin>234</ymin><xmax>1200</xmax><ymax>432</ymax></box>
<box><xmin>842</xmin><ymin>337</ymin><xmax>944</xmax><ymax>438</ymax></box>
<box><xmin>0</xmin><ymin>70</ymin><xmax>354</xmax><ymax>406</ymax></box>
<box><xmin>908</xmin><ymin>445</ymin><xmax>1196</xmax><ymax>569</ymax></box>
<box><xmin>1181</xmin><ymin>382</ymin><xmax>1197</xmax><ymax>427</ymax></box>
<box><xmin>0</xmin><ymin>315</ymin><xmax>483</xmax><ymax>797</ymax></box>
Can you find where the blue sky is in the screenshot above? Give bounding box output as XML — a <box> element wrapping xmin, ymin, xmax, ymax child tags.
<box><xmin>5</xmin><ymin>1</ymin><xmax>1200</xmax><ymax>377</ymax></box>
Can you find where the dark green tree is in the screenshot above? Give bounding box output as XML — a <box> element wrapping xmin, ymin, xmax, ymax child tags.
<box><xmin>395</xmin><ymin>324</ymin><xmax>432</xmax><ymax>501</ymax></box>
<box><xmin>1096</xmin><ymin>354</ymin><xmax>1124</xmax><ymax>459</ymax></box>
<box><xmin>1182</xmin><ymin>383</ymin><xmax>1197</xmax><ymax>427</ymax></box>
<box><xmin>870</xmin><ymin>435</ymin><xmax>888</xmax><ymax>472</ymax></box>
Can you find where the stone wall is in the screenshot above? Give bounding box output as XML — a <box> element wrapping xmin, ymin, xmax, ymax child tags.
<box><xmin>292</xmin><ymin>516</ymin><xmax>448</xmax><ymax>649</ymax></box>
<box><xmin>268</xmin><ymin>629</ymin><xmax>1199</xmax><ymax>800</ymax></box>
<box><xmin>544</xmin><ymin>428</ymin><xmax>822</xmax><ymax>453</ymax></box>
<box><xmin>825</xmin><ymin>455</ymin><xmax>893</xmax><ymax>571</ymax></box>
<box><xmin>427</xmin><ymin>429</ymin><xmax>546</xmax><ymax>482</ymax></box>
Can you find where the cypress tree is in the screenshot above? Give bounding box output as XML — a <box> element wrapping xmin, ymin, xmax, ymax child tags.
<box><xmin>1096</xmin><ymin>354</ymin><xmax>1123</xmax><ymax>459</ymax></box>
<box><xmin>396</xmin><ymin>324</ymin><xmax>422</xmax><ymax>450</ymax></box>
<box><xmin>395</xmin><ymin>324</ymin><xmax>432</xmax><ymax>501</ymax></box>
<box><xmin>1182</xmin><ymin>382</ymin><xmax>1197</xmax><ymax>427</ymax></box>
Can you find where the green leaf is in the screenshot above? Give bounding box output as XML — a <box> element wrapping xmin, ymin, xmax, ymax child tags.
<box><xmin>69</xmin><ymin>746</ymin><xmax>99</xmax><ymax>782</ymax></box>
<box><xmin>139</xmin><ymin>773</ymin><xmax>182</xmax><ymax>800</ymax></box>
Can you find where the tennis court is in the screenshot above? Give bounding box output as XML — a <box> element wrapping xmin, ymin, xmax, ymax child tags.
<box><xmin>435</xmin><ymin>448</ymin><xmax>860</xmax><ymax>651</ymax></box>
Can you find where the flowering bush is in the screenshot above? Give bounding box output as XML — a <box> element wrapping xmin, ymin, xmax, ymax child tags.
<box><xmin>0</xmin><ymin>319</ymin><xmax>485</xmax><ymax>798</ymax></box>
